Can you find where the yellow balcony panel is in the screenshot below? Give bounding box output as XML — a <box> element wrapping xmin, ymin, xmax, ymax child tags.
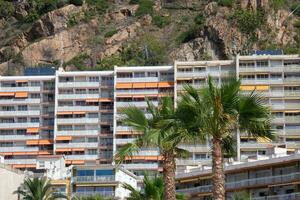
<box><xmin>257</xmin><ymin>137</ymin><xmax>272</xmax><ymax>143</ymax></box>
<box><xmin>240</xmin><ymin>86</ymin><xmax>255</xmax><ymax>91</ymax></box>
<box><xmin>256</xmin><ymin>85</ymin><xmax>269</xmax><ymax>91</ymax></box>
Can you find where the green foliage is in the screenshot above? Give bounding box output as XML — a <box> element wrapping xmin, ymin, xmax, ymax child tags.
<box><xmin>129</xmin><ymin>0</ymin><xmax>139</xmax><ymax>4</ymax></box>
<box><xmin>217</xmin><ymin>0</ymin><xmax>234</xmax><ymax>7</ymax></box>
<box><xmin>96</xmin><ymin>54</ymin><xmax>123</xmax><ymax>70</ymax></box>
<box><xmin>0</xmin><ymin>0</ymin><xmax>15</xmax><ymax>19</ymax></box>
<box><xmin>67</xmin><ymin>13</ymin><xmax>79</xmax><ymax>27</ymax></box>
<box><xmin>135</xmin><ymin>0</ymin><xmax>154</xmax><ymax>16</ymax></box>
<box><xmin>24</xmin><ymin>11</ymin><xmax>39</xmax><ymax>23</ymax></box>
<box><xmin>294</xmin><ymin>20</ymin><xmax>300</xmax><ymax>28</ymax></box>
<box><xmin>1</xmin><ymin>47</ymin><xmax>16</xmax><ymax>61</ymax></box>
<box><xmin>229</xmin><ymin>9</ymin><xmax>265</xmax><ymax>34</ymax></box>
<box><xmin>70</xmin><ymin>0</ymin><xmax>84</xmax><ymax>6</ymax></box>
<box><xmin>104</xmin><ymin>29</ymin><xmax>118</xmax><ymax>38</ymax></box>
<box><xmin>194</xmin><ymin>13</ymin><xmax>205</xmax><ymax>25</ymax></box>
<box><xmin>176</xmin><ymin>25</ymin><xmax>200</xmax><ymax>44</ymax></box>
<box><xmin>65</xmin><ymin>53</ymin><xmax>90</xmax><ymax>70</ymax></box>
<box><xmin>153</xmin><ymin>15</ymin><xmax>170</xmax><ymax>28</ymax></box>
<box><xmin>271</xmin><ymin>0</ymin><xmax>286</xmax><ymax>10</ymax></box>
<box><xmin>232</xmin><ymin>192</ymin><xmax>251</xmax><ymax>200</ymax></box>
<box><xmin>86</xmin><ymin>0</ymin><xmax>109</xmax><ymax>14</ymax></box>
<box><xmin>291</xmin><ymin>3</ymin><xmax>300</xmax><ymax>16</ymax></box>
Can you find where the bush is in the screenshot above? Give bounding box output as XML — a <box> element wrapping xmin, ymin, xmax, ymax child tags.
<box><xmin>217</xmin><ymin>0</ymin><xmax>234</xmax><ymax>7</ymax></box>
<box><xmin>0</xmin><ymin>0</ymin><xmax>15</xmax><ymax>19</ymax></box>
<box><xmin>152</xmin><ymin>15</ymin><xmax>170</xmax><ymax>28</ymax></box>
<box><xmin>86</xmin><ymin>0</ymin><xmax>109</xmax><ymax>14</ymax></box>
<box><xmin>271</xmin><ymin>0</ymin><xmax>285</xmax><ymax>10</ymax></box>
<box><xmin>24</xmin><ymin>11</ymin><xmax>39</xmax><ymax>23</ymax></box>
<box><xmin>194</xmin><ymin>13</ymin><xmax>205</xmax><ymax>26</ymax></box>
<box><xmin>67</xmin><ymin>13</ymin><xmax>79</xmax><ymax>27</ymax></box>
<box><xmin>129</xmin><ymin>0</ymin><xmax>139</xmax><ymax>4</ymax></box>
<box><xmin>65</xmin><ymin>54</ymin><xmax>90</xmax><ymax>70</ymax></box>
<box><xmin>229</xmin><ymin>9</ymin><xmax>265</xmax><ymax>34</ymax></box>
<box><xmin>104</xmin><ymin>29</ymin><xmax>118</xmax><ymax>38</ymax></box>
<box><xmin>176</xmin><ymin>25</ymin><xmax>200</xmax><ymax>44</ymax></box>
<box><xmin>135</xmin><ymin>0</ymin><xmax>154</xmax><ymax>16</ymax></box>
<box><xmin>70</xmin><ymin>0</ymin><xmax>83</xmax><ymax>6</ymax></box>
<box><xmin>57</xmin><ymin>0</ymin><xmax>70</xmax><ymax>8</ymax></box>
<box><xmin>291</xmin><ymin>3</ymin><xmax>300</xmax><ymax>16</ymax></box>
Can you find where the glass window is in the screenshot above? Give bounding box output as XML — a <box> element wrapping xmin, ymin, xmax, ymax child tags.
<box><xmin>96</xmin><ymin>170</ymin><xmax>113</xmax><ymax>176</ymax></box>
<box><xmin>77</xmin><ymin>170</ymin><xmax>94</xmax><ymax>176</ymax></box>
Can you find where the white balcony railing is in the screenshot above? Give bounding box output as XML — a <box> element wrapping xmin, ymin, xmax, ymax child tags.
<box><xmin>0</xmin><ymin>146</ymin><xmax>39</xmax><ymax>152</ymax></box>
<box><xmin>73</xmin><ymin>175</ymin><xmax>115</xmax><ymax>182</ymax></box>
<box><xmin>73</xmin><ymin>191</ymin><xmax>115</xmax><ymax>198</ymax></box>
<box><xmin>123</xmin><ymin>163</ymin><xmax>159</xmax><ymax>170</ymax></box>
<box><xmin>57</xmin><ymin>94</ymin><xmax>100</xmax><ymax>100</ymax></box>
<box><xmin>116</xmin><ymin>101</ymin><xmax>158</xmax><ymax>108</ymax></box>
<box><xmin>56</xmin><ymin>130</ymin><xmax>98</xmax><ymax>136</ymax></box>
<box><xmin>64</xmin><ymin>155</ymin><xmax>98</xmax><ymax>160</ymax></box>
<box><xmin>0</xmin><ymin>135</ymin><xmax>39</xmax><ymax>141</ymax></box>
<box><xmin>55</xmin><ymin>142</ymin><xmax>98</xmax><ymax>148</ymax></box>
<box><xmin>0</xmin><ymin>86</ymin><xmax>41</xmax><ymax>92</ymax></box>
<box><xmin>117</xmin><ymin>77</ymin><xmax>159</xmax><ymax>83</ymax></box>
<box><xmin>115</xmin><ymin>138</ymin><xmax>135</xmax><ymax>145</ymax></box>
<box><xmin>0</xmin><ymin>110</ymin><xmax>40</xmax><ymax>116</ymax></box>
<box><xmin>57</xmin><ymin>106</ymin><xmax>99</xmax><ymax>112</ymax></box>
<box><xmin>57</xmin><ymin>82</ymin><xmax>100</xmax><ymax>88</ymax></box>
<box><xmin>4</xmin><ymin>159</ymin><xmax>36</xmax><ymax>165</ymax></box>
<box><xmin>56</xmin><ymin>118</ymin><xmax>99</xmax><ymax>124</ymax></box>
<box><xmin>0</xmin><ymin>122</ymin><xmax>39</xmax><ymax>129</ymax></box>
<box><xmin>0</xmin><ymin>99</ymin><xmax>41</xmax><ymax>105</ymax></box>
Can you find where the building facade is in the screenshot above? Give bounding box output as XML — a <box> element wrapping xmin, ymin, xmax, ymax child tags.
<box><xmin>0</xmin><ymin>53</ymin><xmax>298</xmax><ymax>177</ymax></box>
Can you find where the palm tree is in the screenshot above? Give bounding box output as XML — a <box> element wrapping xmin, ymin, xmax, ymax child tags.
<box><xmin>123</xmin><ymin>174</ymin><xmax>185</xmax><ymax>200</ymax></box>
<box><xmin>115</xmin><ymin>97</ymin><xmax>191</xmax><ymax>200</ymax></box>
<box><xmin>177</xmin><ymin>77</ymin><xmax>274</xmax><ymax>200</ymax></box>
<box><xmin>14</xmin><ymin>177</ymin><xmax>67</xmax><ymax>200</ymax></box>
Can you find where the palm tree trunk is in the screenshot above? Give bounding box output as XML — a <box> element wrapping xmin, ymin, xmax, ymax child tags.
<box><xmin>212</xmin><ymin>137</ymin><xmax>225</xmax><ymax>200</ymax></box>
<box><xmin>162</xmin><ymin>153</ymin><xmax>176</xmax><ymax>200</ymax></box>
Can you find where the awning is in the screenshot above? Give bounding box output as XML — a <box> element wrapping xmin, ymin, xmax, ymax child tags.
<box><xmin>158</xmin><ymin>82</ymin><xmax>174</xmax><ymax>88</ymax></box>
<box><xmin>116</xmin><ymin>83</ymin><xmax>132</xmax><ymax>89</ymax></box>
<box><xmin>256</xmin><ymin>85</ymin><xmax>269</xmax><ymax>91</ymax></box>
<box><xmin>15</xmin><ymin>92</ymin><xmax>28</xmax><ymax>98</ymax></box>
<box><xmin>99</xmin><ymin>98</ymin><xmax>113</xmax><ymax>102</ymax></box>
<box><xmin>71</xmin><ymin>160</ymin><xmax>84</xmax><ymax>164</ymax></box>
<box><xmin>72</xmin><ymin>148</ymin><xmax>84</xmax><ymax>151</ymax></box>
<box><xmin>72</xmin><ymin>111</ymin><xmax>85</xmax><ymax>115</ymax></box>
<box><xmin>57</xmin><ymin>111</ymin><xmax>73</xmax><ymax>115</ymax></box>
<box><xmin>56</xmin><ymin>148</ymin><xmax>72</xmax><ymax>152</ymax></box>
<box><xmin>56</xmin><ymin>136</ymin><xmax>72</xmax><ymax>141</ymax></box>
<box><xmin>26</xmin><ymin>140</ymin><xmax>39</xmax><ymax>145</ymax></box>
<box><xmin>15</xmin><ymin>80</ymin><xmax>28</xmax><ymax>83</ymax></box>
<box><xmin>26</xmin><ymin>128</ymin><xmax>39</xmax><ymax>133</ymax></box>
<box><xmin>0</xmin><ymin>92</ymin><xmax>15</xmax><ymax>96</ymax></box>
<box><xmin>240</xmin><ymin>85</ymin><xmax>256</xmax><ymax>91</ymax></box>
<box><xmin>132</xmin><ymin>83</ymin><xmax>146</xmax><ymax>88</ymax></box>
<box><xmin>86</xmin><ymin>99</ymin><xmax>98</xmax><ymax>102</ymax></box>
<box><xmin>145</xmin><ymin>82</ymin><xmax>158</xmax><ymax>88</ymax></box>
<box><xmin>39</xmin><ymin>139</ymin><xmax>53</xmax><ymax>145</ymax></box>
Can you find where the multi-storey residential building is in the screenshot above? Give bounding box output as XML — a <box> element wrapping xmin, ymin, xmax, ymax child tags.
<box><xmin>54</xmin><ymin>71</ymin><xmax>114</xmax><ymax>166</ymax></box>
<box><xmin>114</xmin><ymin>66</ymin><xmax>174</xmax><ymax>176</ymax></box>
<box><xmin>0</xmin><ymin>75</ymin><xmax>55</xmax><ymax>169</ymax></box>
<box><xmin>0</xmin><ymin>52</ymin><xmax>298</xmax><ymax>175</ymax></box>
<box><xmin>71</xmin><ymin>165</ymin><xmax>139</xmax><ymax>199</ymax></box>
<box><xmin>176</xmin><ymin>149</ymin><xmax>300</xmax><ymax>200</ymax></box>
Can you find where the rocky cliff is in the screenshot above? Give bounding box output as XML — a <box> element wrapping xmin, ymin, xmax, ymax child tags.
<box><xmin>0</xmin><ymin>0</ymin><xmax>299</xmax><ymax>75</ymax></box>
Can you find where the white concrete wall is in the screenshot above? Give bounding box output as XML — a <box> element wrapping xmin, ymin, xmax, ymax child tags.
<box><xmin>115</xmin><ymin>169</ymin><xmax>138</xmax><ymax>200</ymax></box>
<box><xmin>0</xmin><ymin>165</ymin><xmax>24</xmax><ymax>200</ymax></box>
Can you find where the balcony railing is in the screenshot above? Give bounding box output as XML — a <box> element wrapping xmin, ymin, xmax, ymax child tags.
<box><xmin>4</xmin><ymin>159</ymin><xmax>36</xmax><ymax>165</ymax></box>
<box><xmin>116</xmin><ymin>101</ymin><xmax>159</xmax><ymax>107</ymax></box>
<box><xmin>73</xmin><ymin>175</ymin><xmax>115</xmax><ymax>182</ymax></box>
<box><xmin>117</xmin><ymin>77</ymin><xmax>159</xmax><ymax>82</ymax></box>
<box><xmin>0</xmin><ymin>135</ymin><xmax>39</xmax><ymax>141</ymax></box>
<box><xmin>73</xmin><ymin>191</ymin><xmax>115</xmax><ymax>198</ymax></box>
<box><xmin>0</xmin><ymin>122</ymin><xmax>39</xmax><ymax>129</ymax></box>
<box><xmin>0</xmin><ymin>110</ymin><xmax>40</xmax><ymax>116</ymax></box>
<box><xmin>57</xmin><ymin>82</ymin><xmax>100</xmax><ymax>88</ymax></box>
<box><xmin>55</xmin><ymin>142</ymin><xmax>98</xmax><ymax>148</ymax></box>
<box><xmin>115</xmin><ymin>138</ymin><xmax>135</xmax><ymax>145</ymax></box>
<box><xmin>252</xmin><ymin>192</ymin><xmax>300</xmax><ymax>200</ymax></box>
<box><xmin>57</xmin><ymin>106</ymin><xmax>99</xmax><ymax>112</ymax></box>
<box><xmin>56</xmin><ymin>130</ymin><xmax>98</xmax><ymax>136</ymax></box>
<box><xmin>57</xmin><ymin>94</ymin><xmax>100</xmax><ymax>100</ymax></box>
<box><xmin>0</xmin><ymin>146</ymin><xmax>39</xmax><ymax>152</ymax></box>
<box><xmin>0</xmin><ymin>99</ymin><xmax>41</xmax><ymax>105</ymax></box>
<box><xmin>56</xmin><ymin>118</ymin><xmax>99</xmax><ymax>124</ymax></box>
<box><xmin>123</xmin><ymin>163</ymin><xmax>159</xmax><ymax>170</ymax></box>
<box><xmin>176</xmin><ymin>172</ymin><xmax>300</xmax><ymax>194</ymax></box>
<box><xmin>0</xmin><ymin>86</ymin><xmax>40</xmax><ymax>92</ymax></box>
<box><xmin>116</xmin><ymin>89</ymin><xmax>159</xmax><ymax>95</ymax></box>
<box><xmin>64</xmin><ymin>155</ymin><xmax>98</xmax><ymax>160</ymax></box>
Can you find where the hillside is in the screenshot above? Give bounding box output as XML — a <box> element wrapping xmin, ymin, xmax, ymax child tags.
<box><xmin>0</xmin><ymin>0</ymin><xmax>299</xmax><ymax>75</ymax></box>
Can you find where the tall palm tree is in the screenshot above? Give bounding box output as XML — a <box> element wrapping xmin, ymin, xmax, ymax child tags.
<box><xmin>115</xmin><ymin>97</ymin><xmax>192</xmax><ymax>200</ymax></box>
<box><xmin>14</xmin><ymin>177</ymin><xmax>67</xmax><ymax>200</ymax></box>
<box><xmin>177</xmin><ymin>77</ymin><xmax>274</xmax><ymax>200</ymax></box>
<box><xmin>123</xmin><ymin>174</ymin><xmax>185</xmax><ymax>200</ymax></box>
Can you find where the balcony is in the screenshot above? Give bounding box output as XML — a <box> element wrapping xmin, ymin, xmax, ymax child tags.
<box><xmin>4</xmin><ymin>159</ymin><xmax>36</xmax><ymax>165</ymax></box>
<box><xmin>64</xmin><ymin>155</ymin><xmax>98</xmax><ymax>160</ymax></box>
<box><xmin>117</xmin><ymin>77</ymin><xmax>159</xmax><ymax>83</ymax></box>
<box><xmin>240</xmin><ymin>143</ymin><xmax>282</xmax><ymax>149</ymax></box>
<box><xmin>57</xmin><ymin>82</ymin><xmax>99</xmax><ymax>88</ymax></box>
<box><xmin>285</xmin><ymin>116</ymin><xmax>300</xmax><ymax>123</ymax></box>
<box><xmin>285</xmin><ymin>129</ymin><xmax>299</xmax><ymax>136</ymax></box>
<box><xmin>0</xmin><ymin>86</ymin><xmax>41</xmax><ymax>92</ymax></box>
<box><xmin>176</xmin><ymin>158</ymin><xmax>211</xmax><ymax>166</ymax></box>
<box><xmin>0</xmin><ymin>98</ymin><xmax>41</xmax><ymax>105</ymax></box>
<box><xmin>0</xmin><ymin>146</ymin><xmax>39</xmax><ymax>152</ymax></box>
<box><xmin>116</xmin><ymin>126</ymin><xmax>135</xmax><ymax>132</ymax></box>
<box><xmin>116</xmin><ymin>101</ymin><xmax>159</xmax><ymax>108</ymax></box>
<box><xmin>0</xmin><ymin>110</ymin><xmax>40</xmax><ymax>117</ymax></box>
<box><xmin>56</xmin><ymin>130</ymin><xmax>99</xmax><ymax>136</ymax></box>
<box><xmin>56</xmin><ymin>118</ymin><xmax>99</xmax><ymax>124</ymax></box>
<box><xmin>0</xmin><ymin>135</ymin><xmax>39</xmax><ymax>141</ymax></box>
<box><xmin>72</xmin><ymin>175</ymin><xmax>115</xmax><ymax>182</ymax></box>
<box><xmin>252</xmin><ymin>192</ymin><xmax>300</xmax><ymax>200</ymax></box>
<box><xmin>0</xmin><ymin>122</ymin><xmax>39</xmax><ymax>129</ymax></box>
<box><xmin>178</xmin><ymin>144</ymin><xmax>210</xmax><ymax>152</ymax></box>
<box><xmin>115</xmin><ymin>138</ymin><xmax>135</xmax><ymax>145</ymax></box>
<box><xmin>284</xmin><ymin>77</ymin><xmax>300</xmax><ymax>84</ymax></box>
<box><xmin>284</xmin><ymin>91</ymin><xmax>300</xmax><ymax>96</ymax></box>
<box><xmin>176</xmin><ymin>172</ymin><xmax>300</xmax><ymax>194</ymax></box>
<box><xmin>284</xmin><ymin>64</ymin><xmax>300</xmax><ymax>72</ymax></box>
<box><xmin>116</xmin><ymin>89</ymin><xmax>159</xmax><ymax>95</ymax></box>
<box><xmin>123</xmin><ymin>163</ymin><xmax>159</xmax><ymax>170</ymax></box>
<box><xmin>241</xmin><ymin>79</ymin><xmax>283</xmax><ymax>85</ymax></box>
<box><xmin>73</xmin><ymin>191</ymin><xmax>115</xmax><ymax>198</ymax></box>
<box><xmin>55</xmin><ymin>142</ymin><xmax>98</xmax><ymax>148</ymax></box>
<box><xmin>57</xmin><ymin>94</ymin><xmax>100</xmax><ymax>100</ymax></box>
<box><xmin>57</xmin><ymin>106</ymin><xmax>99</xmax><ymax>112</ymax></box>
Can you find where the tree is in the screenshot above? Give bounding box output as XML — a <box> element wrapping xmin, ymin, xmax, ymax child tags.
<box><xmin>176</xmin><ymin>77</ymin><xmax>274</xmax><ymax>200</ymax></box>
<box><xmin>123</xmin><ymin>174</ymin><xmax>185</xmax><ymax>200</ymax></box>
<box><xmin>14</xmin><ymin>177</ymin><xmax>67</xmax><ymax>200</ymax></box>
<box><xmin>115</xmin><ymin>97</ymin><xmax>191</xmax><ymax>200</ymax></box>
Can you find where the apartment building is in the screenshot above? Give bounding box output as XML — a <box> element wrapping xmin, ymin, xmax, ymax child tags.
<box><xmin>0</xmin><ymin>75</ymin><xmax>55</xmax><ymax>169</ymax></box>
<box><xmin>71</xmin><ymin>165</ymin><xmax>139</xmax><ymax>199</ymax></box>
<box><xmin>114</xmin><ymin>66</ymin><xmax>174</xmax><ymax>176</ymax></box>
<box><xmin>176</xmin><ymin>150</ymin><xmax>300</xmax><ymax>200</ymax></box>
<box><xmin>0</xmin><ymin>52</ymin><xmax>298</xmax><ymax>174</ymax></box>
<box><xmin>54</xmin><ymin>71</ymin><xmax>114</xmax><ymax>166</ymax></box>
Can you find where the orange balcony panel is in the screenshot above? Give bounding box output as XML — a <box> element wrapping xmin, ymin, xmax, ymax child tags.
<box><xmin>73</xmin><ymin>111</ymin><xmax>85</xmax><ymax>115</ymax></box>
<box><xmin>39</xmin><ymin>139</ymin><xmax>53</xmax><ymax>145</ymax></box>
<box><xmin>86</xmin><ymin>99</ymin><xmax>98</xmax><ymax>102</ymax></box>
<box><xmin>0</xmin><ymin>152</ymin><xmax>13</xmax><ymax>156</ymax></box>
<box><xmin>116</xmin><ymin>83</ymin><xmax>132</xmax><ymax>89</ymax></box>
<box><xmin>13</xmin><ymin>152</ymin><xmax>31</xmax><ymax>156</ymax></box>
<box><xmin>132</xmin><ymin>95</ymin><xmax>147</xmax><ymax>98</ymax></box>
<box><xmin>71</xmin><ymin>160</ymin><xmax>85</xmax><ymax>164</ymax></box>
<box><xmin>26</xmin><ymin>127</ymin><xmax>39</xmax><ymax>133</ymax></box>
<box><xmin>38</xmin><ymin>151</ymin><xmax>52</xmax><ymax>155</ymax></box>
<box><xmin>99</xmin><ymin>98</ymin><xmax>113</xmax><ymax>102</ymax></box>
<box><xmin>132</xmin><ymin>83</ymin><xmax>146</xmax><ymax>89</ymax></box>
<box><xmin>116</xmin><ymin>94</ymin><xmax>132</xmax><ymax>98</ymax></box>
<box><xmin>26</xmin><ymin>140</ymin><xmax>39</xmax><ymax>145</ymax></box>
<box><xmin>15</xmin><ymin>80</ymin><xmax>28</xmax><ymax>83</ymax></box>
<box><xmin>0</xmin><ymin>92</ymin><xmax>15</xmax><ymax>96</ymax></box>
<box><xmin>158</xmin><ymin>82</ymin><xmax>174</xmax><ymax>88</ymax></box>
<box><xmin>56</xmin><ymin>136</ymin><xmax>72</xmax><ymax>141</ymax></box>
<box><xmin>125</xmin><ymin>156</ymin><xmax>163</xmax><ymax>160</ymax></box>
<box><xmin>72</xmin><ymin>148</ymin><xmax>84</xmax><ymax>151</ymax></box>
<box><xmin>13</xmin><ymin>164</ymin><xmax>36</xmax><ymax>169</ymax></box>
<box><xmin>256</xmin><ymin>85</ymin><xmax>269</xmax><ymax>91</ymax></box>
<box><xmin>15</xmin><ymin>92</ymin><xmax>28</xmax><ymax>98</ymax></box>
<box><xmin>26</xmin><ymin>152</ymin><xmax>38</xmax><ymax>155</ymax></box>
<box><xmin>145</xmin><ymin>82</ymin><xmax>158</xmax><ymax>88</ymax></box>
<box><xmin>66</xmin><ymin>160</ymin><xmax>72</xmax><ymax>164</ymax></box>
<box><xmin>240</xmin><ymin>86</ymin><xmax>256</xmax><ymax>91</ymax></box>
<box><xmin>56</xmin><ymin>148</ymin><xmax>72</xmax><ymax>152</ymax></box>
<box><xmin>116</xmin><ymin>131</ymin><xmax>141</xmax><ymax>135</ymax></box>
<box><xmin>57</xmin><ymin>111</ymin><xmax>73</xmax><ymax>115</ymax></box>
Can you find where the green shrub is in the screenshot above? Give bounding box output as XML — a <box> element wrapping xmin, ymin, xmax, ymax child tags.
<box><xmin>24</xmin><ymin>11</ymin><xmax>39</xmax><ymax>23</ymax></box>
<box><xmin>67</xmin><ymin>14</ymin><xmax>79</xmax><ymax>27</ymax></box>
<box><xmin>129</xmin><ymin>0</ymin><xmax>139</xmax><ymax>4</ymax></box>
<box><xmin>218</xmin><ymin>0</ymin><xmax>234</xmax><ymax>7</ymax></box>
<box><xmin>176</xmin><ymin>25</ymin><xmax>200</xmax><ymax>44</ymax></box>
<box><xmin>135</xmin><ymin>0</ymin><xmax>154</xmax><ymax>16</ymax></box>
<box><xmin>152</xmin><ymin>15</ymin><xmax>170</xmax><ymax>28</ymax></box>
<box><xmin>86</xmin><ymin>0</ymin><xmax>109</xmax><ymax>14</ymax></box>
<box><xmin>65</xmin><ymin>54</ymin><xmax>89</xmax><ymax>70</ymax></box>
<box><xmin>271</xmin><ymin>0</ymin><xmax>285</xmax><ymax>10</ymax></box>
<box><xmin>229</xmin><ymin>9</ymin><xmax>265</xmax><ymax>34</ymax></box>
<box><xmin>104</xmin><ymin>29</ymin><xmax>118</xmax><ymax>38</ymax></box>
<box><xmin>194</xmin><ymin>13</ymin><xmax>205</xmax><ymax>26</ymax></box>
<box><xmin>291</xmin><ymin>3</ymin><xmax>300</xmax><ymax>16</ymax></box>
<box><xmin>96</xmin><ymin>54</ymin><xmax>123</xmax><ymax>70</ymax></box>
<box><xmin>40</xmin><ymin>0</ymin><xmax>60</xmax><ymax>14</ymax></box>
<box><xmin>57</xmin><ymin>0</ymin><xmax>70</xmax><ymax>8</ymax></box>
<box><xmin>70</xmin><ymin>0</ymin><xmax>83</xmax><ymax>6</ymax></box>
<box><xmin>0</xmin><ymin>0</ymin><xmax>15</xmax><ymax>19</ymax></box>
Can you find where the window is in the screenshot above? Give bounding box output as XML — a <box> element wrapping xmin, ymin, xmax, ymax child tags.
<box><xmin>76</xmin><ymin>170</ymin><xmax>94</xmax><ymax>176</ymax></box>
<box><xmin>96</xmin><ymin>170</ymin><xmax>113</xmax><ymax>176</ymax></box>
<box><xmin>31</xmin><ymin>118</ymin><xmax>40</xmax><ymax>123</ymax></box>
<box><xmin>134</xmin><ymin>72</ymin><xmax>145</xmax><ymax>78</ymax></box>
<box><xmin>256</xmin><ymin>61</ymin><xmax>268</xmax><ymax>67</ymax></box>
<box><xmin>88</xmin><ymin>138</ymin><xmax>98</xmax><ymax>143</ymax></box>
<box><xmin>194</xmin><ymin>67</ymin><xmax>206</xmax><ymax>72</ymax></box>
<box><xmin>88</xmin><ymin>149</ymin><xmax>97</xmax><ymax>155</ymax></box>
<box><xmin>17</xmin><ymin>118</ymin><xmax>27</xmax><ymax>123</ymax></box>
<box><xmin>89</xmin><ymin>76</ymin><xmax>99</xmax><ymax>82</ymax></box>
<box><xmin>39</xmin><ymin>161</ymin><xmax>45</xmax><ymax>168</ymax></box>
<box><xmin>147</xmin><ymin>72</ymin><xmax>158</xmax><ymax>77</ymax></box>
<box><xmin>31</xmin><ymin>93</ymin><xmax>40</xmax><ymax>99</ymax></box>
<box><xmin>30</xmin><ymin>81</ymin><xmax>40</xmax><ymax>86</ymax></box>
<box><xmin>75</xmin><ymin>89</ymin><xmax>86</xmax><ymax>94</ymax></box>
<box><xmin>18</xmin><ymin>105</ymin><xmax>28</xmax><ymax>111</ymax></box>
<box><xmin>117</xmin><ymin>73</ymin><xmax>132</xmax><ymax>78</ymax></box>
<box><xmin>257</xmin><ymin>74</ymin><xmax>268</xmax><ymax>79</ymax></box>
